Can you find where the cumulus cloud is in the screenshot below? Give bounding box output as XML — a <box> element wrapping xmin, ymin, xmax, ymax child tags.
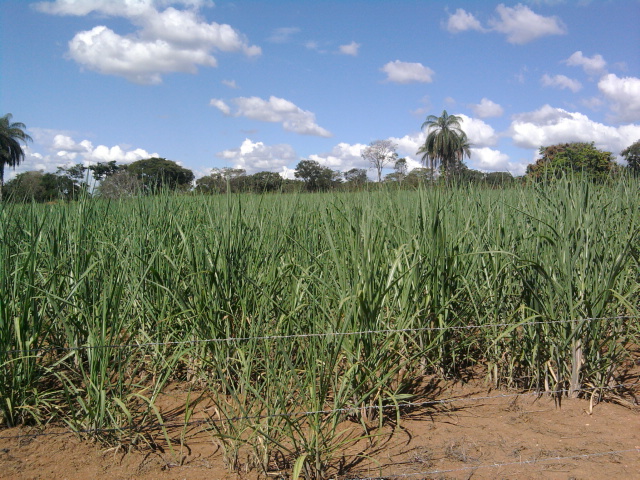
<box><xmin>35</xmin><ymin>0</ymin><xmax>156</xmax><ymax>16</ymax></box>
<box><xmin>445</xmin><ymin>8</ymin><xmax>484</xmax><ymax>33</ymax></box>
<box><xmin>457</xmin><ymin>115</ymin><xmax>499</xmax><ymax>147</ymax></box>
<box><xmin>564</xmin><ymin>51</ymin><xmax>607</xmax><ymax>75</ymax></box>
<box><xmin>308</xmin><ymin>142</ymin><xmax>368</xmax><ymax>172</ymax></box>
<box><xmin>470</xmin><ymin>98</ymin><xmax>504</xmax><ymax>118</ymax></box>
<box><xmin>211</xmin><ymin>95</ymin><xmax>333</xmax><ymax>137</ymax></box>
<box><xmin>37</xmin><ymin>1</ymin><xmax>260</xmax><ymax>84</ymax></box>
<box><xmin>540</xmin><ymin>73</ymin><xmax>582</xmax><ymax>93</ymax></box>
<box><xmin>338</xmin><ymin>41</ymin><xmax>360</xmax><ymax>56</ymax></box>
<box><xmin>509</xmin><ymin>104</ymin><xmax>640</xmax><ymax>155</ymax></box>
<box><xmin>468</xmin><ymin>147</ymin><xmax>525</xmax><ymax>174</ymax></box>
<box><xmin>381</xmin><ymin>60</ymin><xmax>434</xmax><ymax>84</ymax></box>
<box><xmin>446</xmin><ymin>4</ymin><xmax>566</xmax><ymax>44</ymax></box>
<box><xmin>216</xmin><ymin>139</ymin><xmax>297</xmax><ymax>174</ymax></box>
<box><xmin>598</xmin><ymin>74</ymin><xmax>640</xmax><ymax>123</ymax></box>
<box><xmin>488</xmin><ymin>3</ymin><xmax>566</xmax><ymax>44</ymax></box>
<box><xmin>6</xmin><ymin>131</ymin><xmax>158</xmax><ymax>179</ymax></box>
<box><xmin>210</xmin><ymin>98</ymin><xmax>231</xmax><ymax>115</ymax></box>
<box><xmin>69</xmin><ymin>25</ymin><xmax>218</xmax><ymax>84</ymax></box>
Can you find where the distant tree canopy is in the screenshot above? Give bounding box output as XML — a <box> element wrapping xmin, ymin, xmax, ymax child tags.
<box><xmin>526</xmin><ymin>142</ymin><xmax>618</xmax><ymax>182</ymax></box>
<box><xmin>88</xmin><ymin>160</ymin><xmax>126</xmax><ymax>181</ymax></box>
<box><xmin>294</xmin><ymin>160</ymin><xmax>341</xmax><ymax>191</ymax></box>
<box><xmin>97</xmin><ymin>171</ymin><xmax>142</xmax><ymax>199</ymax></box>
<box><xmin>127</xmin><ymin>157</ymin><xmax>194</xmax><ymax>191</ymax></box>
<box><xmin>361</xmin><ymin>140</ymin><xmax>397</xmax><ymax>183</ymax></box>
<box><xmin>4</xmin><ymin>170</ymin><xmax>84</xmax><ymax>202</ymax></box>
<box><xmin>484</xmin><ymin>171</ymin><xmax>515</xmax><ymax>186</ymax></box>
<box><xmin>195</xmin><ymin>168</ymin><xmax>247</xmax><ymax>194</ymax></box>
<box><xmin>403</xmin><ymin>167</ymin><xmax>435</xmax><ymax>187</ymax></box>
<box><xmin>343</xmin><ymin>168</ymin><xmax>368</xmax><ymax>186</ymax></box>
<box><xmin>250</xmin><ymin>171</ymin><xmax>283</xmax><ymax>192</ymax></box>
<box><xmin>621</xmin><ymin>139</ymin><xmax>640</xmax><ymax>175</ymax></box>
<box><xmin>195</xmin><ymin>168</ymin><xmax>285</xmax><ymax>194</ymax></box>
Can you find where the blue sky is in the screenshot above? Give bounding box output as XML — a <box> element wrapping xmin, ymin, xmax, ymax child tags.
<box><xmin>1</xmin><ymin>0</ymin><xmax>639</xmax><ymax>181</ymax></box>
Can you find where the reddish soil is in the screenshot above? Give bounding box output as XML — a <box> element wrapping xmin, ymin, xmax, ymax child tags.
<box><xmin>1</xmin><ymin>379</ymin><xmax>638</xmax><ymax>480</ymax></box>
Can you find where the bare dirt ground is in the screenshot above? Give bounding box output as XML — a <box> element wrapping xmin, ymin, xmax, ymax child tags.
<box><xmin>2</xmin><ymin>376</ymin><xmax>638</xmax><ymax>480</ymax></box>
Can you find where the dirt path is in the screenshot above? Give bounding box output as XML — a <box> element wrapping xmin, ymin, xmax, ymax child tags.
<box><xmin>2</xmin><ymin>381</ymin><xmax>639</xmax><ymax>480</ymax></box>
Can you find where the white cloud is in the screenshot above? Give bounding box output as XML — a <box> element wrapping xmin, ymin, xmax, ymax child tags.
<box><xmin>338</xmin><ymin>41</ymin><xmax>360</xmax><ymax>56</ymax></box>
<box><xmin>69</xmin><ymin>26</ymin><xmax>218</xmax><ymax>84</ymax></box>
<box><xmin>210</xmin><ymin>98</ymin><xmax>231</xmax><ymax>115</ymax></box>
<box><xmin>216</xmin><ymin>138</ymin><xmax>297</xmax><ymax>174</ymax></box>
<box><xmin>267</xmin><ymin>27</ymin><xmax>300</xmax><ymax>43</ymax></box>
<box><xmin>35</xmin><ymin>0</ymin><xmax>155</xmax><ymax>16</ymax></box>
<box><xmin>39</xmin><ymin>1</ymin><xmax>260</xmax><ymax>84</ymax></box>
<box><xmin>304</xmin><ymin>41</ymin><xmax>328</xmax><ymax>54</ymax></box>
<box><xmin>446</xmin><ymin>8</ymin><xmax>484</xmax><ymax>33</ymax></box>
<box><xmin>140</xmin><ymin>7</ymin><xmax>260</xmax><ymax>56</ymax></box>
<box><xmin>211</xmin><ymin>95</ymin><xmax>332</xmax><ymax>137</ymax></box>
<box><xmin>488</xmin><ymin>3</ymin><xmax>566</xmax><ymax>44</ymax></box>
<box><xmin>540</xmin><ymin>73</ymin><xmax>582</xmax><ymax>93</ymax></box>
<box><xmin>6</xmin><ymin>131</ymin><xmax>158</xmax><ymax>180</ymax></box>
<box><xmin>390</xmin><ymin>132</ymin><xmax>424</xmax><ymax>159</ymax></box>
<box><xmin>458</xmin><ymin>114</ymin><xmax>499</xmax><ymax>147</ymax></box>
<box><xmin>598</xmin><ymin>74</ymin><xmax>640</xmax><ymax>123</ymax></box>
<box><xmin>470</xmin><ymin>98</ymin><xmax>504</xmax><ymax>118</ymax></box>
<box><xmin>467</xmin><ymin>147</ymin><xmax>525</xmax><ymax>175</ymax></box>
<box><xmin>381</xmin><ymin>60</ymin><xmax>434</xmax><ymax>84</ymax></box>
<box><xmin>222</xmin><ymin>79</ymin><xmax>238</xmax><ymax>89</ymax></box>
<box><xmin>564</xmin><ymin>51</ymin><xmax>607</xmax><ymax>75</ymax></box>
<box><xmin>308</xmin><ymin>142</ymin><xmax>368</xmax><ymax>172</ymax></box>
<box><xmin>509</xmin><ymin>105</ymin><xmax>640</xmax><ymax>156</ymax></box>
<box><xmin>34</xmin><ymin>0</ymin><xmax>214</xmax><ymax>16</ymax></box>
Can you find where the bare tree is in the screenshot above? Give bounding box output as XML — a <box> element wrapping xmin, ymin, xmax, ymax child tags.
<box><xmin>362</xmin><ymin>140</ymin><xmax>398</xmax><ymax>182</ymax></box>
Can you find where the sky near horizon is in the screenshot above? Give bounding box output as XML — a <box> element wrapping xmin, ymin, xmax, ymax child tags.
<box><xmin>1</xmin><ymin>0</ymin><xmax>639</xmax><ymax>181</ymax></box>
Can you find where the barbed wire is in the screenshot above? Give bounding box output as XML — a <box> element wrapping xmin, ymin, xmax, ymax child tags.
<box><xmin>4</xmin><ymin>315</ymin><xmax>637</xmax><ymax>356</ymax></box>
<box><xmin>349</xmin><ymin>447</ymin><xmax>640</xmax><ymax>479</ymax></box>
<box><xmin>1</xmin><ymin>381</ymin><xmax>637</xmax><ymax>441</ymax></box>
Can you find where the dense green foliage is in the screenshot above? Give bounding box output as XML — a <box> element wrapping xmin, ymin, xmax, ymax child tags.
<box><xmin>0</xmin><ymin>179</ymin><xmax>638</xmax><ymax>478</ymax></box>
<box><xmin>0</xmin><ymin>113</ymin><xmax>32</xmax><ymax>199</ymax></box>
<box><xmin>526</xmin><ymin>142</ymin><xmax>618</xmax><ymax>182</ymax></box>
<box><xmin>127</xmin><ymin>157</ymin><xmax>195</xmax><ymax>191</ymax></box>
<box><xmin>417</xmin><ymin>110</ymin><xmax>470</xmax><ymax>176</ymax></box>
<box><xmin>621</xmin><ymin>139</ymin><xmax>640</xmax><ymax>174</ymax></box>
<box><xmin>294</xmin><ymin>159</ymin><xmax>341</xmax><ymax>191</ymax></box>
<box><xmin>5</xmin><ymin>170</ymin><xmax>85</xmax><ymax>202</ymax></box>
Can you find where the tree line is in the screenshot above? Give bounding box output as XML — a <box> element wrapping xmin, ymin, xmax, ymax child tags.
<box><xmin>2</xmin><ymin>112</ymin><xmax>639</xmax><ymax>202</ymax></box>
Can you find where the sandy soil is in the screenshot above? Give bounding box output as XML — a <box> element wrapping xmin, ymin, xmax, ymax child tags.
<box><xmin>1</xmin><ymin>378</ymin><xmax>639</xmax><ymax>480</ymax></box>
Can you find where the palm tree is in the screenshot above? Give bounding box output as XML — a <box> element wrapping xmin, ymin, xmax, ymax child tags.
<box><xmin>417</xmin><ymin>110</ymin><xmax>470</xmax><ymax>178</ymax></box>
<box><xmin>0</xmin><ymin>113</ymin><xmax>33</xmax><ymax>200</ymax></box>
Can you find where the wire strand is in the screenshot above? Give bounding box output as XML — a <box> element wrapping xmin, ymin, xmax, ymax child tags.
<box><xmin>4</xmin><ymin>315</ymin><xmax>636</xmax><ymax>356</ymax></box>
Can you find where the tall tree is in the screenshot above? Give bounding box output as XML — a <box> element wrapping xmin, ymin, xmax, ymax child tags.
<box><xmin>294</xmin><ymin>160</ymin><xmax>339</xmax><ymax>191</ymax></box>
<box><xmin>127</xmin><ymin>157</ymin><xmax>194</xmax><ymax>192</ymax></box>
<box><xmin>394</xmin><ymin>157</ymin><xmax>408</xmax><ymax>177</ymax></box>
<box><xmin>526</xmin><ymin>142</ymin><xmax>618</xmax><ymax>182</ymax></box>
<box><xmin>361</xmin><ymin>139</ymin><xmax>397</xmax><ymax>182</ymax></box>
<box><xmin>0</xmin><ymin>114</ymin><xmax>33</xmax><ymax>200</ymax></box>
<box><xmin>417</xmin><ymin>110</ymin><xmax>470</xmax><ymax>178</ymax></box>
<box><xmin>88</xmin><ymin>160</ymin><xmax>125</xmax><ymax>181</ymax></box>
<box><xmin>343</xmin><ymin>168</ymin><xmax>368</xmax><ymax>185</ymax></box>
<box><xmin>621</xmin><ymin>139</ymin><xmax>640</xmax><ymax>175</ymax></box>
